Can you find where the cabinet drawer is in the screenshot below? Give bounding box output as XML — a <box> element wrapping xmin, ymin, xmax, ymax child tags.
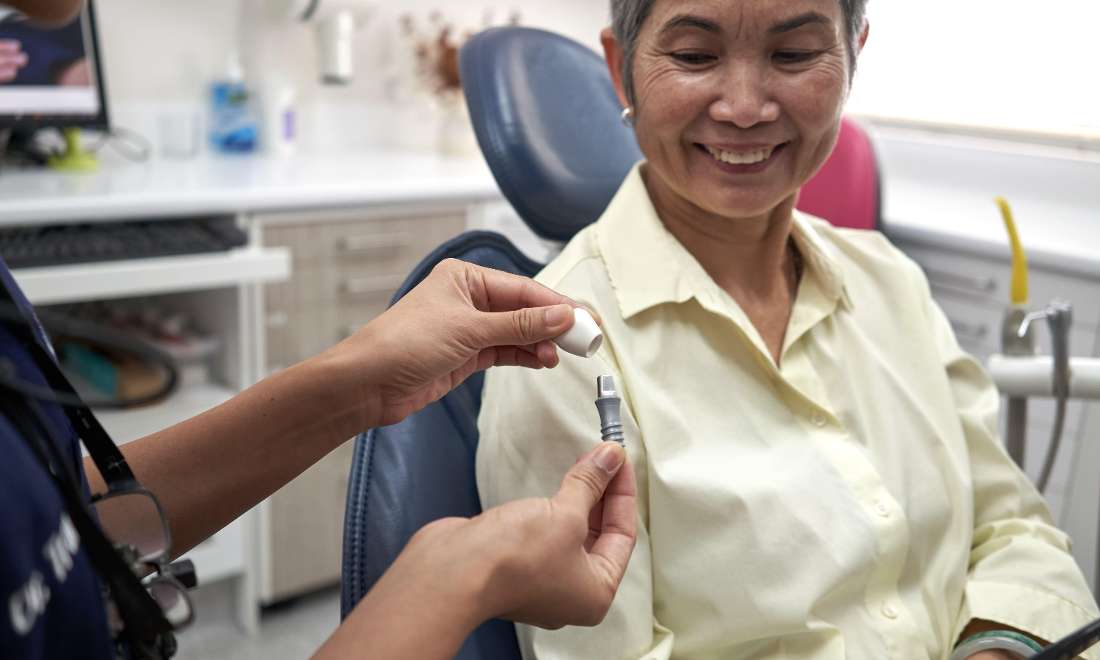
<box><xmin>934</xmin><ymin>296</ymin><xmax>1001</xmax><ymax>357</ymax></box>
<box><xmin>327</xmin><ymin>214</ymin><xmax>462</xmax><ymax>252</ymax></box>
<box><xmin>264</xmin><ymin>265</ymin><xmax>324</xmax><ymax>313</ymax></box>
<box><xmin>332</xmin><ymin>302</ymin><xmax>391</xmax><ymax>343</ymax></box>
<box><xmin>267</xmin><ymin>441</ymin><xmax>355</xmax><ymax>601</ymax></box>
<box><xmin>264</xmin><ymin>308</ymin><xmax>294</xmax><ymax>371</ymax></box>
<box><xmin>902</xmin><ymin>244</ymin><xmax>1005</xmax><ymax>305</ymax></box>
<box><xmin>267</xmin><ymin>262</ymin><xmax>406</xmax><ymax>310</ymax></box>
<box><xmin>324</xmin><ymin>214</ymin><xmax>464</xmax><ymax>262</ymax></box>
<box><xmin>901</xmin><ymin>242</ymin><xmax>1100</xmax><ymax>331</ymax></box>
<box><xmin>265</xmin><ymin>307</ymin><xmax>336</xmax><ymax>366</ymax></box>
<box><xmin>266</xmin><ymin>295</ymin><xmax>393</xmax><ymax>367</ymax></box>
<box><xmin>264</xmin><ymin>211</ymin><xmax>465</xmax><ymax>264</ymax></box>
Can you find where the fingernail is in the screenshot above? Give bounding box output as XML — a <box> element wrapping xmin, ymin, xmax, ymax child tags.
<box><xmin>544</xmin><ymin>305</ymin><xmax>570</xmax><ymax>328</ymax></box>
<box><xmin>594</xmin><ymin>443</ymin><xmax>625</xmax><ymax>473</ymax></box>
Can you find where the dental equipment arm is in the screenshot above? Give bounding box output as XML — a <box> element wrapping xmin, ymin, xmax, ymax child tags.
<box><xmin>1013</xmin><ymin>302</ymin><xmax>1073</xmax><ymax>493</ymax></box>
<box><xmin>997</xmin><ymin>197</ymin><xmax>1034</xmax><ymax>467</ymax></box>
<box><xmin>993</xmin><ymin>198</ymin><xmax>1073</xmax><ymax>493</ymax></box>
<box><xmin>988</xmin><ymin>354</ymin><xmax>1100</xmax><ymax>400</ymax></box>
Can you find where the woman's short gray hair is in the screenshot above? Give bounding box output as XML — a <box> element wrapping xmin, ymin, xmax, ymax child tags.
<box><xmin>610</xmin><ymin>0</ymin><xmax>869</xmax><ymax>105</ymax></box>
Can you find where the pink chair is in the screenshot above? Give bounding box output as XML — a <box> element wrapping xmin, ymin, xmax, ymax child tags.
<box><xmin>797</xmin><ymin>117</ymin><xmax>881</xmax><ymax>230</ymax></box>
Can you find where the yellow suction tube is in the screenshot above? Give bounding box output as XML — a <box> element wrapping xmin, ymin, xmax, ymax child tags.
<box><xmin>996</xmin><ymin>196</ymin><xmax>1029</xmax><ymax>306</ymax></box>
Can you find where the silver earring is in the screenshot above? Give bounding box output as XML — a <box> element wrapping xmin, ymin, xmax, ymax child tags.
<box><xmin>621</xmin><ymin>107</ymin><xmax>635</xmax><ymax>127</ymax></box>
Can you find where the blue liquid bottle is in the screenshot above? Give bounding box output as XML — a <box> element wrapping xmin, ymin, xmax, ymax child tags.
<box><xmin>209</xmin><ymin>55</ymin><xmax>258</xmax><ymax>154</ymax></box>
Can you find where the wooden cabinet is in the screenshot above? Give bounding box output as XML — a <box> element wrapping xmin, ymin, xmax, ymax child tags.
<box><xmin>894</xmin><ymin>236</ymin><xmax>1100</xmax><ymax>591</ymax></box>
<box><xmin>254</xmin><ymin>205</ymin><xmax>466</xmax><ymax>603</ymax></box>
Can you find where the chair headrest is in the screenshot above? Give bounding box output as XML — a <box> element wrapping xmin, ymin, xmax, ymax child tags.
<box><xmin>461</xmin><ymin>27</ymin><xmax>644</xmax><ymax>243</ymax></box>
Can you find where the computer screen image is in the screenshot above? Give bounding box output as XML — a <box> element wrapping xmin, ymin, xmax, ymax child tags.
<box><xmin>0</xmin><ymin>0</ymin><xmax>108</xmax><ymax>129</ymax></box>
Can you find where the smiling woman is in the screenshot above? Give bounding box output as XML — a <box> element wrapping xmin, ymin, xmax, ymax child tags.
<box><xmin>474</xmin><ymin>1</ymin><xmax>1100</xmax><ymax>659</ymax></box>
<box><xmin>611</xmin><ymin>0</ymin><xmax>860</xmax><ymax>298</ymax></box>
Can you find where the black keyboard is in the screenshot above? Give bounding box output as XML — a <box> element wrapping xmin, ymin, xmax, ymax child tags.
<box><xmin>0</xmin><ymin>217</ymin><xmax>249</xmax><ymax>269</ymax></box>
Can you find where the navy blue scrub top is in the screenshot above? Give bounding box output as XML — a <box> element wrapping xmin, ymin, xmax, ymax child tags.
<box><xmin>0</xmin><ymin>259</ymin><xmax>114</xmax><ymax>659</ymax></box>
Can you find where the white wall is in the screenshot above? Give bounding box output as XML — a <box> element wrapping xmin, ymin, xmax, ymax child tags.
<box><xmin>94</xmin><ymin>0</ymin><xmax>610</xmax><ymax>151</ymax></box>
<box><xmin>849</xmin><ymin>1</ymin><xmax>1100</xmax><ymax>137</ymax></box>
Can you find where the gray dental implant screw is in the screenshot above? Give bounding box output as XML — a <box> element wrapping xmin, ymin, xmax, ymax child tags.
<box><xmin>595</xmin><ymin>375</ymin><xmax>625</xmax><ymax>445</ymax></box>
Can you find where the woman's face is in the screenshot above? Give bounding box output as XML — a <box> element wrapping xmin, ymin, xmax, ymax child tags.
<box><xmin>615</xmin><ymin>0</ymin><xmax>858</xmax><ymax>223</ymax></box>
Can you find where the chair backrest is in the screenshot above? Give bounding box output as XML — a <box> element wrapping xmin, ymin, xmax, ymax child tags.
<box><xmin>796</xmin><ymin>117</ymin><xmax>882</xmax><ymax>230</ymax></box>
<box><xmin>341</xmin><ymin>232</ymin><xmax>539</xmax><ymax>660</ymax></box>
<box><xmin>461</xmin><ymin>26</ymin><xmax>644</xmax><ymax>242</ymax></box>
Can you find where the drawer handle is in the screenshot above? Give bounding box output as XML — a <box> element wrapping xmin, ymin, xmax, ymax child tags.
<box><xmin>924</xmin><ymin>268</ymin><xmax>998</xmax><ymax>297</ymax></box>
<box><xmin>341</xmin><ymin>274</ymin><xmax>406</xmax><ymax>296</ymax></box>
<box><xmin>337</xmin><ymin>233</ymin><xmax>414</xmax><ymax>254</ymax></box>
<box><xmin>950</xmin><ymin>319</ymin><xmax>990</xmax><ymax>342</ymax></box>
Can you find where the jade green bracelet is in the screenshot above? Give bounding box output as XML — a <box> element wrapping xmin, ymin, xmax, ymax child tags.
<box><xmin>950</xmin><ymin>630</ymin><xmax>1044</xmax><ymax>659</ymax></box>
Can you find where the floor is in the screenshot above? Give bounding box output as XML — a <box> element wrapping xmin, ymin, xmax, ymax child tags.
<box><xmin>175</xmin><ymin>582</ymin><xmax>340</xmax><ymax>660</ymax></box>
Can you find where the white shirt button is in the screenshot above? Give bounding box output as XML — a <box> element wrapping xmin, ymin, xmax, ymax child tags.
<box><xmin>811</xmin><ymin>412</ymin><xmax>827</xmax><ymax>427</ymax></box>
<box><xmin>882</xmin><ymin>603</ymin><xmax>899</xmax><ymax>619</ymax></box>
<box><xmin>875</xmin><ymin>501</ymin><xmax>891</xmax><ymax>517</ymax></box>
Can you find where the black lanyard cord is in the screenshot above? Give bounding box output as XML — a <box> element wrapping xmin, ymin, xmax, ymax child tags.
<box><xmin>0</xmin><ymin>391</ymin><xmax>174</xmax><ymax>651</ymax></box>
<box><xmin>1033</xmin><ymin>618</ymin><xmax>1100</xmax><ymax>660</ymax></box>
<box><xmin>0</xmin><ymin>294</ymin><xmax>179</xmax><ymax>657</ymax></box>
<box><xmin>0</xmin><ymin>304</ymin><xmax>143</xmax><ymax>490</ymax></box>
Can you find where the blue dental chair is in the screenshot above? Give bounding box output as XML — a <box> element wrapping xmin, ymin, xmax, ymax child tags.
<box><xmin>339</xmin><ymin>27</ymin><xmax>641</xmax><ymax>659</ymax></box>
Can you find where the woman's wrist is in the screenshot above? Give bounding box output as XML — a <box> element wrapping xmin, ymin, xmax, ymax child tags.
<box><xmin>383</xmin><ymin>520</ymin><xmax>500</xmax><ymax>649</ymax></box>
<box><xmin>311</xmin><ymin>319</ymin><xmax>409</xmax><ymax>433</ymax></box>
<box><xmin>951</xmin><ymin>629</ymin><xmax>1044</xmax><ymax>660</ymax></box>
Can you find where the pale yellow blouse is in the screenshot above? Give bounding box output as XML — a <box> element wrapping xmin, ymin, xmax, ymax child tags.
<box><xmin>476</xmin><ymin>165</ymin><xmax>1098</xmax><ymax>659</ymax></box>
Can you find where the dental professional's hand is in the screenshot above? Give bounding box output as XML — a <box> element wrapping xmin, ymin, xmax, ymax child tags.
<box><xmin>332</xmin><ymin>258</ymin><xmax>598</xmax><ymax>428</ymax></box>
<box><xmin>0</xmin><ymin>40</ymin><xmax>27</xmax><ymax>83</ymax></box>
<box><xmin>461</xmin><ymin>441</ymin><xmax>635</xmax><ymax>629</ymax></box>
<box><xmin>316</xmin><ymin>442</ymin><xmax>637</xmax><ymax>660</ymax></box>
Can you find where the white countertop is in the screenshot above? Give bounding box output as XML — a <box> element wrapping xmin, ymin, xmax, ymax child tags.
<box><xmin>0</xmin><ymin>150</ymin><xmax>502</xmax><ymax>225</ymax></box>
<box><xmin>872</xmin><ymin>129</ymin><xmax>1100</xmax><ymax>278</ymax></box>
<box><xmin>1</xmin><ymin>139</ymin><xmax>1096</xmax><ymax>279</ymax></box>
<box><xmin>883</xmin><ymin>180</ymin><xmax>1100</xmax><ymax>278</ymax></box>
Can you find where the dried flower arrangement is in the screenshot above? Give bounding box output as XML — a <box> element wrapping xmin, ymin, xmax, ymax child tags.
<box><xmin>401</xmin><ymin>9</ymin><xmax>521</xmax><ymax>100</ymax></box>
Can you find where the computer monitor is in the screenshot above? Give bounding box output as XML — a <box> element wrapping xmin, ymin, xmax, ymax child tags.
<box><xmin>0</xmin><ymin>0</ymin><xmax>109</xmax><ymax>131</ymax></box>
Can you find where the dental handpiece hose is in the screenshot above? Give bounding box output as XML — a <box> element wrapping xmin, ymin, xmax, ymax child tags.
<box><xmin>595</xmin><ymin>375</ymin><xmax>625</xmax><ymax>445</ymax></box>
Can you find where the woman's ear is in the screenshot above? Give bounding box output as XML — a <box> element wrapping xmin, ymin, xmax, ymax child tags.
<box><xmin>600</xmin><ymin>27</ymin><xmax>631</xmax><ymax>109</ymax></box>
<box><xmin>858</xmin><ymin>19</ymin><xmax>870</xmax><ymax>53</ymax></box>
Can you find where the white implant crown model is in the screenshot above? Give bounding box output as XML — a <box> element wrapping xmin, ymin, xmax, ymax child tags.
<box><xmin>553</xmin><ymin>308</ymin><xmax>603</xmax><ymax>358</ymax></box>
